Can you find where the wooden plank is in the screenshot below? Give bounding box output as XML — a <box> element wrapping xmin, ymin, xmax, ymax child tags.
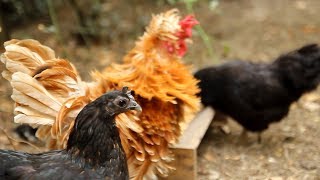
<box><xmin>163</xmin><ymin>107</ymin><xmax>214</xmax><ymax>180</ymax></box>
<box><xmin>173</xmin><ymin>107</ymin><xmax>215</xmax><ymax>149</ymax></box>
<box><xmin>167</xmin><ymin>148</ymin><xmax>197</xmax><ymax>180</ymax></box>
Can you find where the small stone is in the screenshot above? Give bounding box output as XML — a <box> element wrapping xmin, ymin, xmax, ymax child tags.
<box><xmin>295</xmin><ymin>0</ymin><xmax>307</xmax><ymax>10</ymax></box>
<box><xmin>268</xmin><ymin>157</ymin><xmax>277</xmax><ymax>163</ymax></box>
<box><xmin>282</xmin><ymin>126</ymin><xmax>291</xmax><ymax>132</ymax></box>
<box><xmin>204</xmin><ymin>151</ymin><xmax>215</xmax><ymax>161</ymax></box>
<box><xmin>269</xmin><ymin>176</ymin><xmax>283</xmax><ymax>180</ymax></box>
<box><xmin>209</xmin><ymin>170</ymin><xmax>220</xmax><ymax>180</ymax></box>
<box><xmin>300</xmin><ymin>161</ymin><xmax>317</xmax><ymax>170</ymax></box>
<box><xmin>299</xmin><ymin>126</ymin><xmax>306</xmax><ymax>133</ymax></box>
<box><xmin>302</xmin><ymin>101</ymin><xmax>320</xmax><ymax>112</ymax></box>
<box><xmin>283</xmin><ymin>136</ymin><xmax>295</xmax><ymax>143</ymax></box>
<box><xmin>231</xmin><ymin>155</ymin><xmax>240</xmax><ymax>161</ymax></box>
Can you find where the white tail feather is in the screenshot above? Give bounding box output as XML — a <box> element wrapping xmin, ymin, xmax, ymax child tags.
<box><xmin>1</xmin><ymin>71</ymin><xmax>11</xmax><ymax>81</ymax></box>
<box><xmin>14</xmin><ymin>106</ymin><xmax>55</xmax><ymax>125</ymax></box>
<box><xmin>14</xmin><ymin>114</ymin><xmax>55</xmax><ymax>125</ymax></box>
<box><xmin>11</xmin><ymin>89</ymin><xmax>58</xmax><ymax>117</ymax></box>
<box><xmin>5</xmin><ymin>43</ymin><xmax>48</xmax><ymax>64</ymax></box>
<box><xmin>11</xmin><ymin>72</ymin><xmax>62</xmax><ymax>112</ymax></box>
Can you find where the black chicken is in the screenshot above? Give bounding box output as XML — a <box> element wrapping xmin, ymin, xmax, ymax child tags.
<box><xmin>0</xmin><ymin>87</ymin><xmax>142</xmax><ymax>179</ymax></box>
<box><xmin>195</xmin><ymin>44</ymin><xmax>320</xmax><ymax>141</ymax></box>
<box><xmin>14</xmin><ymin>124</ymin><xmax>38</xmax><ymax>143</ymax></box>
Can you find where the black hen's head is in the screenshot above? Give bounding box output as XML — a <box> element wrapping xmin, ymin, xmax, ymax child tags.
<box><xmin>90</xmin><ymin>86</ymin><xmax>142</xmax><ymax>117</ymax></box>
<box><xmin>274</xmin><ymin>44</ymin><xmax>320</xmax><ymax>93</ymax></box>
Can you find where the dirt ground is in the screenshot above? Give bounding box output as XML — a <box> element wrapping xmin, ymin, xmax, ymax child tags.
<box><xmin>0</xmin><ymin>0</ymin><xmax>320</xmax><ymax>179</ymax></box>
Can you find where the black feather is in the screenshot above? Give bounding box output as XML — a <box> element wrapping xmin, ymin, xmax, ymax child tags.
<box><xmin>14</xmin><ymin>124</ymin><xmax>38</xmax><ymax>143</ymax></box>
<box><xmin>195</xmin><ymin>44</ymin><xmax>320</xmax><ymax>133</ymax></box>
<box><xmin>0</xmin><ymin>88</ymin><xmax>141</xmax><ymax>180</ymax></box>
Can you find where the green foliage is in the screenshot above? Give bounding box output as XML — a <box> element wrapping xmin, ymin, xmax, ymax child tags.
<box><xmin>165</xmin><ymin>0</ymin><xmax>198</xmax><ymax>5</ymax></box>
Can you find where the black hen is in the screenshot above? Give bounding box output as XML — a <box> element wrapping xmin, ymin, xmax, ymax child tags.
<box><xmin>14</xmin><ymin>124</ymin><xmax>38</xmax><ymax>143</ymax></box>
<box><xmin>0</xmin><ymin>87</ymin><xmax>142</xmax><ymax>180</ymax></box>
<box><xmin>195</xmin><ymin>44</ymin><xmax>320</xmax><ymax>138</ymax></box>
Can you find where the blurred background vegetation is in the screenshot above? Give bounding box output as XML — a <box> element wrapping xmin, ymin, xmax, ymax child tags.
<box><xmin>2</xmin><ymin>0</ymin><xmax>318</xmax><ymax>70</ymax></box>
<box><xmin>0</xmin><ymin>0</ymin><xmax>215</xmax><ymax>67</ymax></box>
<box><xmin>0</xmin><ymin>0</ymin><xmax>223</xmax><ymax>82</ymax></box>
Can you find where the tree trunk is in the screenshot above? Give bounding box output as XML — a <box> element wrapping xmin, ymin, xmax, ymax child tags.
<box><xmin>0</xmin><ymin>1</ymin><xmax>11</xmax><ymax>44</ymax></box>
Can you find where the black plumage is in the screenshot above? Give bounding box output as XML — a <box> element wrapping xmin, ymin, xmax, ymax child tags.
<box><xmin>0</xmin><ymin>87</ymin><xmax>142</xmax><ymax>180</ymax></box>
<box><xmin>195</xmin><ymin>44</ymin><xmax>320</xmax><ymax>135</ymax></box>
<box><xmin>14</xmin><ymin>124</ymin><xmax>38</xmax><ymax>143</ymax></box>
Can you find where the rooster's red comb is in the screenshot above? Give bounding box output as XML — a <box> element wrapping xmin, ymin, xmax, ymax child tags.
<box><xmin>176</xmin><ymin>15</ymin><xmax>199</xmax><ymax>57</ymax></box>
<box><xmin>162</xmin><ymin>14</ymin><xmax>199</xmax><ymax>57</ymax></box>
<box><xmin>179</xmin><ymin>15</ymin><xmax>199</xmax><ymax>38</ymax></box>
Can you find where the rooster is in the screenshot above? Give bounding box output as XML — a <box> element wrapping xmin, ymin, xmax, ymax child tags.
<box><xmin>1</xmin><ymin>9</ymin><xmax>200</xmax><ymax>179</ymax></box>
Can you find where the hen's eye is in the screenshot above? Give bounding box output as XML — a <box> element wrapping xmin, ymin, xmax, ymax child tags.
<box><xmin>118</xmin><ymin>99</ymin><xmax>127</xmax><ymax>107</ymax></box>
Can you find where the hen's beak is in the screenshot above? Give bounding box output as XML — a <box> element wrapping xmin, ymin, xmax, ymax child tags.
<box><xmin>128</xmin><ymin>99</ymin><xmax>142</xmax><ymax>115</ymax></box>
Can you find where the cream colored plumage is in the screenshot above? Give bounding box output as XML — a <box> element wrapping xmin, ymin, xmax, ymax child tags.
<box><xmin>1</xmin><ymin>9</ymin><xmax>200</xmax><ymax>180</ymax></box>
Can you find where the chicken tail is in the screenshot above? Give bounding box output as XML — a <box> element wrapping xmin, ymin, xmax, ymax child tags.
<box><xmin>1</xmin><ymin>39</ymin><xmax>88</xmax><ymax>148</ymax></box>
